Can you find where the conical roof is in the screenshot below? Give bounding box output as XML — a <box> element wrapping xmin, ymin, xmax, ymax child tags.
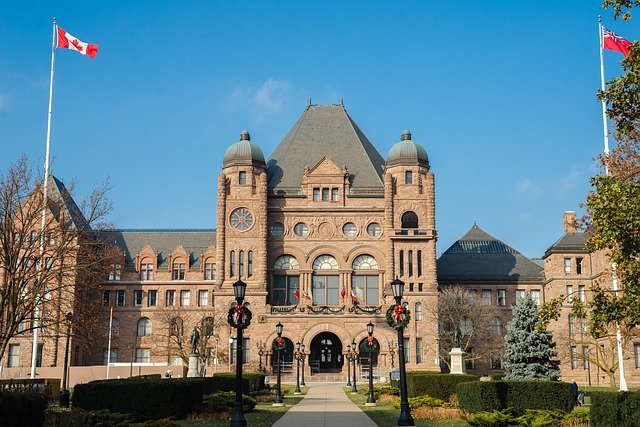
<box><xmin>437</xmin><ymin>223</ymin><xmax>544</xmax><ymax>283</ymax></box>
<box><xmin>266</xmin><ymin>104</ymin><xmax>385</xmax><ymax>194</ymax></box>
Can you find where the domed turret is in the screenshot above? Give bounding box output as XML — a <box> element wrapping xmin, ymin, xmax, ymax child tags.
<box><xmin>223</xmin><ymin>131</ymin><xmax>266</xmax><ymax>168</ymax></box>
<box><xmin>386</xmin><ymin>130</ymin><xmax>429</xmax><ymax>168</ymax></box>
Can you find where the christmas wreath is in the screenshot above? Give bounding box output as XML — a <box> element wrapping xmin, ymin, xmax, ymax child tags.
<box><xmin>345</xmin><ymin>350</ymin><xmax>358</xmax><ymax>361</ymax></box>
<box><xmin>295</xmin><ymin>350</ymin><xmax>307</xmax><ymax>361</ymax></box>
<box><xmin>361</xmin><ymin>335</ymin><xmax>380</xmax><ymax>353</ymax></box>
<box><xmin>386</xmin><ymin>304</ymin><xmax>410</xmax><ymax>330</ymax></box>
<box><xmin>227</xmin><ymin>304</ymin><xmax>253</xmax><ymax>329</ymax></box>
<box><xmin>272</xmin><ymin>336</ymin><xmax>286</xmax><ymax>352</ymax></box>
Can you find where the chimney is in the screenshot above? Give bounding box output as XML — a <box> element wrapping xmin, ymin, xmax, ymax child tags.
<box><xmin>563</xmin><ymin>211</ymin><xmax>577</xmax><ymax>233</ymax></box>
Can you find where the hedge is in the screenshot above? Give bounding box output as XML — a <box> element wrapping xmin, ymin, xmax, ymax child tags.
<box><xmin>0</xmin><ymin>390</ymin><xmax>46</xmax><ymax>427</ymax></box>
<box><xmin>457</xmin><ymin>380</ymin><xmax>574</xmax><ymax>415</ymax></box>
<box><xmin>406</xmin><ymin>371</ymin><xmax>476</xmax><ymax>401</ymax></box>
<box><xmin>202</xmin><ymin>372</ymin><xmax>266</xmax><ymax>394</ymax></box>
<box><xmin>590</xmin><ymin>390</ymin><xmax>640</xmax><ymax>427</ymax></box>
<box><xmin>72</xmin><ymin>378</ymin><xmax>205</xmax><ymax>422</ymax></box>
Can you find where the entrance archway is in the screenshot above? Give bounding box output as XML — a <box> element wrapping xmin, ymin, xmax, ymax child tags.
<box><xmin>270</xmin><ymin>337</ymin><xmax>294</xmax><ymax>372</ymax></box>
<box><xmin>310</xmin><ymin>332</ymin><xmax>344</xmax><ymax>373</ymax></box>
<box><xmin>358</xmin><ymin>337</ymin><xmax>380</xmax><ymax>366</ymax></box>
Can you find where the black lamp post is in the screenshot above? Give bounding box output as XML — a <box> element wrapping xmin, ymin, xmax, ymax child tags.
<box><xmin>390</xmin><ymin>341</ymin><xmax>396</xmax><ymax>369</ymax></box>
<box><xmin>257</xmin><ymin>340</ymin><xmax>265</xmax><ymax>372</ymax></box>
<box><xmin>273</xmin><ymin>322</ymin><xmax>284</xmax><ymax>406</ymax></box>
<box><xmin>130</xmin><ymin>346</ymin><xmax>134</xmax><ymax>377</ymax></box>
<box><xmin>300</xmin><ymin>344</ymin><xmax>306</xmax><ymax>386</ymax></box>
<box><xmin>295</xmin><ymin>342</ymin><xmax>302</xmax><ymax>394</ymax></box>
<box><xmin>366</xmin><ymin>321</ymin><xmax>376</xmax><ymax>406</ymax></box>
<box><xmin>230</xmin><ymin>279</ymin><xmax>248</xmax><ymax>427</ymax></box>
<box><xmin>391</xmin><ymin>277</ymin><xmax>414</xmax><ymax>426</ymax></box>
<box><xmin>350</xmin><ymin>341</ymin><xmax>358</xmax><ymax>394</ymax></box>
<box><xmin>59</xmin><ymin>312</ymin><xmax>73</xmax><ymax>407</ymax></box>
<box><xmin>346</xmin><ymin>349</ymin><xmax>352</xmax><ymax>386</ymax></box>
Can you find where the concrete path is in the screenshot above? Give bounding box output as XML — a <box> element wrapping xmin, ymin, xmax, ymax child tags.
<box><xmin>272</xmin><ymin>382</ymin><xmax>377</xmax><ymax>427</ymax></box>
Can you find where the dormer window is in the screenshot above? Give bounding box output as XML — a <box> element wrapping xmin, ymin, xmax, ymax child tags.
<box><xmin>140</xmin><ymin>263</ymin><xmax>154</xmax><ymax>281</ymax></box>
<box><xmin>405</xmin><ymin>171</ymin><xmax>413</xmax><ymax>184</ymax></box>
<box><xmin>331</xmin><ymin>188</ymin><xmax>338</xmax><ymax>201</ymax></box>
<box><xmin>322</xmin><ymin>188</ymin><xmax>329</xmax><ymax>201</ymax></box>
<box><xmin>108</xmin><ymin>264</ymin><xmax>121</xmax><ymax>281</ymax></box>
<box><xmin>239</xmin><ymin>171</ymin><xmax>247</xmax><ymax>185</ymax></box>
<box><xmin>313</xmin><ymin>188</ymin><xmax>320</xmax><ymax>201</ymax></box>
<box><xmin>172</xmin><ymin>262</ymin><xmax>186</xmax><ymax>280</ymax></box>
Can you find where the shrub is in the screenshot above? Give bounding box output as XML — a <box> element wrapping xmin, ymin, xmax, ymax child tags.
<box><xmin>72</xmin><ymin>378</ymin><xmax>205</xmax><ymax>422</ymax></box>
<box><xmin>467</xmin><ymin>408</ymin><xmax>520</xmax><ymax>427</ymax></box>
<box><xmin>468</xmin><ymin>408</ymin><xmax>569</xmax><ymax>427</ymax></box>
<box><xmin>393</xmin><ymin>394</ymin><xmax>445</xmax><ymax>410</ymax></box>
<box><xmin>200</xmin><ymin>373</ymin><xmax>266</xmax><ymax>395</ymax></box>
<box><xmin>590</xmin><ymin>390</ymin><xmax>640</xmax><ymax>427</ymax></box>
<box><xmin>143</xmin><ymin>419</ymin><xmax>181</xmax><ymax>427</ymax></box>
<box><xmin>200</xmin><ymin>391</ymin><xmax>257</xmax><ymax>413</ymax></box>
<box><xmin>406</xmin><ymin>371</ymin><xmax>476</xmax><ymax>402</ymax></box>
<box><xmin>376</xmin><ymin>385</ymin><xmax>400</xmax><ymax>396</ymax></box>
<box><xmin>561</xmin><ymin>407</ymin><xmax>589</xmax><ymax>427</ymax></box>
<box><xmin>44</xmin><ymin>408</ymin><xmax>131</xmax><ymax>427</ymax></box>
<box><xmin>457</xmin><ymin>381</ymin><xmax>574</xmax><ymax>415</ymax></box>
<box><xmin>0</xmin><ymin>390</ymin><xmax>46</xmax><ymax>427</ymax></box>
<box><xmin>130</xmin><ymin>374</ymin><xmax>162</xmax><ymax>380</ymax></box>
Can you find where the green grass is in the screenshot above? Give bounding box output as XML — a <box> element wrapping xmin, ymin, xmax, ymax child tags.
<box><xmin>344</xmin><ymin>388</ymin><xmax>467</xmax><ymax>427</ymax></box>
<box><xmin>178</xmin><ymin>388</ymin><xmax>308</xmax><ymax>427</ymax></box>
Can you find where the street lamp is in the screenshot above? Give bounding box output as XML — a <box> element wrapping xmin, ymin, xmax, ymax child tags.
<box><xmin>366</xmin><ymin>321</ymin><xmax>376</xmax><ymax>406</ymax></box>
<box><xmin>294</xmin><ymin>342</ymin><xmax>302</xmax><ymax>394</ymax></box>
<box><xmin>345</xmin><ymin>348</ymin><xmax>352</xmax><ymax>387</ymax></box>
<box><xmin>390</xmin><ymin>277</ymin><xmax>414</xmax><ymax>426</ymax></box>
<box><xmin>351</xmin><ymin>341</ymin><xmax>358</xmax><ymax>394</ymax></box>
<box><xmin>59</xmin><ymin>312</ymin><xmax>73</xmax><ymax>407</ymax></box>
<box><xmin>229</xmin><ymin>279</ymin><xmax>250</xmax><ymax>427</ymax></box>
<box><xmin>273</xmin><ymin>322</ymin><xmax>284</xmax><ymax>406</ymax></box>
<box><xmin>300</xmin><ymin>343</ymin><xmax>306</xmax><ymax>386</ymax></box>
<box><xmin>257</xmin><ymin>340</ymin><xmax>265</xmax><ymax>372</ymax></box>
<box><xmin>389</xmin><ymin>341</ymin><xmax>396</xmax><ymax>369</ymax></box>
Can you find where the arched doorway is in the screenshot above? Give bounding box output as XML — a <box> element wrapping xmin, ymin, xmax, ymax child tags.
<box><xmin>270</xmin><ymin>337</ymin><xmax>294</xmax><ymax>373</ymax></box>
<box><xmin>358</xmin><ymin>337</ymin><xmax>380</xmax><ymax>366</ymax></box>
<box><xmin>310</xmin><ymin>332</ymin><xmax>344</xmax><ymax>373</ymax></box>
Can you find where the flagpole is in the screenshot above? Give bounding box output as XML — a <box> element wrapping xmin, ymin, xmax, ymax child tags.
<box><xmin>598</xmin><ymin>16</ymin><xmax>611</xmax><ymax>173</ymax></box>
<box><xmin>106</xmin><ymin>307</ymin><xmax>113</xmax><ymax>379</ymax></box>
<box><xmin>31</xmin><ymin>17</ymin><xmax>57</xmax><ymax>380</ymax></box>
<box><xmin>598</xmin><ymin>15</ymin><xmax>628</xmax><ymax>392</ymax></box>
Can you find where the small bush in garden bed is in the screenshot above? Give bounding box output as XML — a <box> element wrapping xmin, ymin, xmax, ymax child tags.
<box><xmin>560</xmin><ymin>407</ymin><xmax>589</xmax><ymax>427</ymax></box>
<box><xmin>200</xmin><ymin>391</ymin><xmax>257</xmax><ymax>414</ymax></box>
<box><xmin>393</xmin><ymin>394</ymin><xmax>445</xmax><ymax>410</ymax></box>
<box><xmin>44</xmin><ymin>408</ymin><xmax>131</xmax><ymax>427</ymax></box>
<box><xmin>413</xmin><ymin>406</ymin><xmax>464</xmax><ymax>421</ymax></box>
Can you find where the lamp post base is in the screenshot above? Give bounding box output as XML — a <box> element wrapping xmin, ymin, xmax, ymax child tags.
<box><xmin>59</xmin><ymin>389</ymin><xmax>70</xmax><ymax>408</ymax></box>
<box><xmin>272</xmin><ymin>402</ymin><xmax>285</xmax><ymax>407</ymax></box>
<box><xmin>365</xmin><ymin>402</ymin><xmax>377</xmax><ymax>406</ymax></box>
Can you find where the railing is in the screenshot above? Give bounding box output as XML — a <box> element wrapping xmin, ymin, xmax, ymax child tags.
<box><xmin>270</xmin><ymin>361</ymin><xmax>293</xmax><ymax>374</ymax></box>
<box><xmin>390</xmin><ymin>228</ymin><xmax>435</xmax><ymax>238</ymax></box>
<box><xmin>270</xmin><ymin>305</ymin><xmax>380</xmax><ymax>315</ymax></box>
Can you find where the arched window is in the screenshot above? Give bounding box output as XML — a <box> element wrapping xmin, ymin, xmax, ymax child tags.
<box><xmin>401</xmin><ymin>211</ymin><xmax>419</xmax><ymax>229</ymax></box>
<box><xmin>408</xmin><ymin>250</ymin><xmax>413</xmax><ymax>276</ymax></box>
<box><xmin>172</xmin><ymin>260</ymin><xmax>185</xmax><ymax>280</ymax></box>
<box><xmin>140</xmin><ymin>260</ymin><xmax>154</xmax><ymax>281</ymax></box>
<box><xmin>247</xmin><ymin>251</ymin><xmax>253</xmax><ymax>277</ymax></box>
<box><xmin>230</xmin><ymin>250</ymin><xmax>236</xmax><ymax>277</ymax></box>
<box><xmin>273</xmin><ymin>255</ymin><xmax>300</xmax><ymax>306</ymax></box>
<box><xmin>352</xmin><ymin>255</ymin><xmax>379</xmax><ymax>305</ymax></box>
<box><xmin>239</xmin><ymin>250</ymin><xmax>245</xmax><ymax>277</ymax></box>
<box><xmin>312</xmin><ymin>255</ymin><xmax>339</xmax><ymax>305</ymax></box>
<box><xmin>417</xmin><ymin>250</ymin><xmax>422</xmax><ymax>276</ymax></box>
<box><xmin>137</xmin><ymin>317</ymin><xmax>152</xmax><ymax>337</ymax></box>
<box><xmin>170</xmin><ymin>317</ymin><xmax>183</xmax><ymax>337</ymax></box>
<box><xmin>405</xmin><ymin>170</ymin><xmax>413</xmax><ymax>184</ymax></box>
<box><xmin>490</xmin><ymin>318</ymin><xmax>503</xmax><ymax>336</ymax></box>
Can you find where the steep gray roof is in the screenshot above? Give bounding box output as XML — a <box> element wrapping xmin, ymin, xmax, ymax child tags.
<box><xmin>543</xmin><ymin>232</ymin><xmax>588</xmax><ymax>258</ymax></box>
<box><xmin>437</xmin><ymin>224</ymin><xmax>544</xmax><ymax>283</ymax></box>
<box><xmin>100</xmin><ymin>229</ymin><xmax>216</xmax><ymax>269</ymax></box>
<box><xmin>267</xmin><ymin>104</ymin><xmax>386</xmax><ymax>195</ymax></box>
<box><xmin>48</xmin><ymin>176</ymin><xmax>89</xmax><ymax>230</ymax></box>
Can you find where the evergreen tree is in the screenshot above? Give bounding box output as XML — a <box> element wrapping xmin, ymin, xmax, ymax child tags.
<box><xmin>503</xmin><ymin>294</ymin><xmax>560</xmax><ymax>381</ymax></box>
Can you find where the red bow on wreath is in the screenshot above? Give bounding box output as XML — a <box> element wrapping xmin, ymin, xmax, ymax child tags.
<box><xmin>276</xmin><ymin>336</ymin><xmax>283</xmax><ymax>346</ymax></box>
<box><xmin>235</xmin><ymin>305</ymin><xmax>244</xmax><ymax>323</ymax></box>
<box><xmin>393</xmin><ymin>304</ymin><xmax>405</xmax><ymax>321</ymax></box>
<box><xmin>367</xmin><ymin>335</ymin><xmax>374</xmax><ymax>346</ymax></box>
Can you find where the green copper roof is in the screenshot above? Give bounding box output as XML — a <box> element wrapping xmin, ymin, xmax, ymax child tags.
<box><xmin>223</xmin><ymin>131</ymin><xmax>266</xmax><ymax>168</ymax></box>
<box><xmin>386</xmin><ymin>131</ymin><xmax>429</xmax><ymax>168</ymax></box>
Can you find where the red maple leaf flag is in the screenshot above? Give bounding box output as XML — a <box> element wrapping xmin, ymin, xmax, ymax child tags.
<box><xmin>603</xmin><ymin>27</ymin><xmax>632</xmax><ymax>57</ymax></box>
<box><xmin>57</xmin><ymin>26</ymin><xmax>99</xmax><ymax>58</ymax></box>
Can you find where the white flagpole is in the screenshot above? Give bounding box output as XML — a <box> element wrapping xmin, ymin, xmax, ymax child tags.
<box><xmin>31</xmin><ymin>17</ymin><xmax>57</xmax><ymax>380</ymax></box>
<box><xmin>106</xmin><ymin>307</ymin><xmax>113</xmax><ymax>379</ymax></box>
<box><xmin>598</xmin><ymin>16</ymin><xmax>628</xmax><ymax>392</ymax></box>
<box><xmin>599</xmin><ymin>16</ymin><xmax>611</xmax><ymax>173</ymax></box>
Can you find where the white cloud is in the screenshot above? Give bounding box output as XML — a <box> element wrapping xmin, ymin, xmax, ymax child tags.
<box><xmin>228</xmin><ymin>78</ymin><xmax>294</xmax><ymax>125</ymax></box>
<box><xmin>514</xmin><ymin>178</ymin><xmax>542</xmax><ymax>198</ymax></box>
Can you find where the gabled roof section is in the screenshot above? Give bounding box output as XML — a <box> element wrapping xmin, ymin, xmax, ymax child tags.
<box><xmin>437</xmin><ymin>224</ymin><xmax>544</xmax><ymax>283</ymax></box>
<box><xmin>543</xmin><ymin>232</ymin><xmax>588</xmax><ymax>258</ymax></box>
<box><xmin>48</xmin><ymin>176</ymin><xmax>89</xmax><ymax>230</ymax></box>
<box><xmin>99</xmin><ymin>229</ymin><xmax>216</xmax><ymax>269</ymax></box>
<box><xmin>267</xmin><ymin>104</ymin><xmax>386</xmax><ymax>195</ymax></box>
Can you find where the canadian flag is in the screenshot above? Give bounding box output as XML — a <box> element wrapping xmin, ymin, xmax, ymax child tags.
<box><xmin>57</xmin><ymin>26</ymin><xmax>99</xmax><ymax>58</ymax></box>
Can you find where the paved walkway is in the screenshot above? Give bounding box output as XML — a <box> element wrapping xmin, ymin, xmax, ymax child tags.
<box><xmin>272</xmin><ymin>383</ymin><xmax>377</xmax><ymax>427</ymax></box>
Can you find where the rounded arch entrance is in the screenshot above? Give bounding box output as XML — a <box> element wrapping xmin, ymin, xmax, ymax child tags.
<box><xmin>270</xmin><ymin>337</ymin><xmax>294</xmax><ymax>369</ymax></box>
<box><xmin>358</xmin><ymin>337</ymin><xmax>380</xmax><ymax>366</ymax></box>
<box><xmin>310</xmin><ymin>332</ymin><xmax>344</xmax><ymax>373</ymax></box>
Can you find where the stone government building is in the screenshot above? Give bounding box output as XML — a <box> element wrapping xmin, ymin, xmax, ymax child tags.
<box><xmin>4</xmin><ymin>103</ymin><xmax>640</xmax><ymax>387</ymax></box>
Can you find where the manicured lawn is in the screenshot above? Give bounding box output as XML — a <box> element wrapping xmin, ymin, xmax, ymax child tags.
<box><xmin>344</xmin><ymin>388</ymin><xmax>467</xmax><ymax>427</ymax></box>
<box><xmin>179</xmin><ymin>388</ymin><xmax>307</xmax><ymax>427</ymax></box>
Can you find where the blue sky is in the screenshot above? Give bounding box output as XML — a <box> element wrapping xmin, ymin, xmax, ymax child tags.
<box><xmin>1</xmin><ymin>1</ymin><xmax>638</xmax><ymax>258</ymax></box>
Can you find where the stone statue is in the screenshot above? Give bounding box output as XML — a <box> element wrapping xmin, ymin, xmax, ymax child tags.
<box><xmin>453</xmin><ymin>327</ymin><xmax>462</xmax><ymax>349</ymax></box>
<box><xmin>189</xmin><ymin>327</ymin><xmax>200</xmax><ymax>354</ymax></box>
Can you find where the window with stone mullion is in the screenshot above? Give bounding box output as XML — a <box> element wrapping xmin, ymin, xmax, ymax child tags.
<box><xmin>352</xmin><ymin>275</ymin><xmax>379</xmax><ymax>305</ymax></box>
<box><xmin>312</xmin><ymin>275</ymin><xmax>339</xmax><ymax>305</ymax></box>
<box><xmin>273</xmin><ymin>275</ymin><xmax>299</xmax><ymax>306</ymax></box>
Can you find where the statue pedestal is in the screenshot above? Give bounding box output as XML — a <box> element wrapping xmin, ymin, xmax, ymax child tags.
<box><xmin>449</xmin><ymin>348</ymin><xmax>467</xmax><ymax>374</ymax></box>
<box><xmin>187</xmin><ymin>353</ymin><xmax>200</xmax><ymax>378</ymax></box>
